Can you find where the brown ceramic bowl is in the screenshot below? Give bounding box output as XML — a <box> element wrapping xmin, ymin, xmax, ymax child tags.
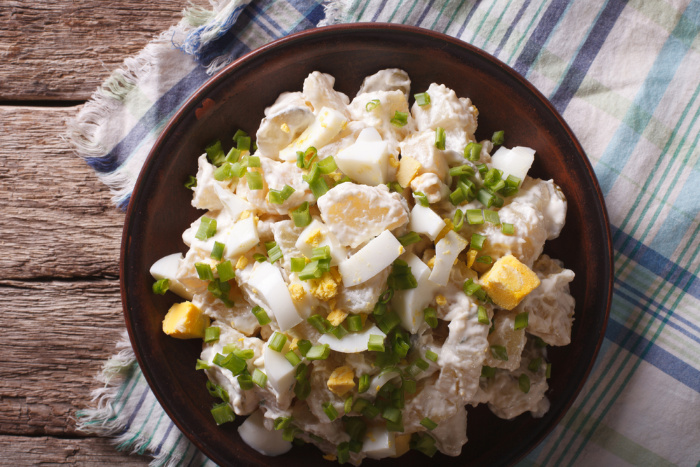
<box><xmin>121</xmin><ymin>23</ymin><xmax>612</xmax><ymax>467</ymax></box>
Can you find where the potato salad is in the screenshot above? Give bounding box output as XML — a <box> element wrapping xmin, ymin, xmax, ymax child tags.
<box><xmin>149</xmin><ymin>69</ymin><xmax>576</xmax><ymax>464</ymax></box>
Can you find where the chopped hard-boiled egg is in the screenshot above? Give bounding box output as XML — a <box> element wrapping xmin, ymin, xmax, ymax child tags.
<box><xmin>362</xmin><ymin>425</ymin><xmax>397</xmax><ymax>459</ymax></box>
<box><xmin>213</xmin><ymin>184</ymin><xmax>253</xmax><ymax>221</ymax></box>
<box><xmin>224</xmin><ymin>216</ymin><xmax>259</xmax><ymax>259</ymax></box>
<box><xmin>480</xmin><ymin>254</ymin><xmax>541</xmax><ymax>310</ymax></box>
<box><xmin>396</xmin><ymin>155</ymin><xmax>422</xmax><ymax>188</ymax></box>
<box><xmin>327</xmin><ymin>366</ymin><xmax>355</xmax><ymax>396</ymax></box>
<box><xmin>264</xmin><ymin>342</ymin><xmax>296</xmax><ymax>396</ymax></box>
<box><xmin>295</xmin><ymin>219</ymin><xmax>347</xmax><ymax>266</ymax></box>
<box><xmin>335</xmin><ymin>127</ymin><xmax>393</xmax><ymax>186</ymax></box>
<box><xmin>247</xmin><ymin>262</ymin><xmax>302</xmax><ymax>330</ymax></box>
<box><xmin>149</xmin><ymin>253</ymin><xmax>192</xmax><ymax>300</ymax></box>
<box><xmin>338</xmin><ymin>230</ymin><xmax>404</xmax><ymax>286</ymax></box>
<box><xmin>428</xmin><ymin>230</ymin><xmax>469</xmax><ymax>286</ymax></box>
<box><xmin>278</xmin><ymin>107</ymin><xmax>347</xmax><ymax>161</ymax></box>
<box><xmin>238</xmin><ymin>409</ymin><xmax>292</xmax><ymax>456</ymax></box>
<box><xmin>490</xmin><ymin>146</ymin><xmax>535</xmax><ymax>183</ymax></box>
<box><xmin>318</xmin><ymin>324</ymin><xmax>386</xmax><ymax>353</ymax></box>
<box><xmin>392</xmin><ymin>253</ymin><xmax>438</xmax><ymax>333</ymax></box>
<box><xmin>408</xmin><ymin>204</ymin><xmax>445</xmax><ymax>241</ymax></box>
<box><xmin>162</xmin><ymin>301</ymin><xmax>209</xmax><ymax>339</ymax></box>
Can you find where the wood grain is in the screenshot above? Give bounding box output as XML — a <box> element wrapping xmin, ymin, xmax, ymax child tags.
<box><xmin>0</xmin><ymin>435</ymin><xmax>149</xmax><ymax>465</ymax></box>
<box><xmin>0</xmin><ymin>0</ymin><xmax>188</xmax><ymax>101</ymax></box>
<box><xmin>0</xmin><ymin>279</ymin><xmax>124</xmax><ymax>436</ymax></box>
<box><xmin>0</xmin><ymin>106</ymin><xmax>124</xmax><ymax>279</ymax></box>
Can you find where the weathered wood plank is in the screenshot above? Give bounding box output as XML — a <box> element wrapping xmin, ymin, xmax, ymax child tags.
<box><xmin>0</xmin><ymin>0</ymin><xmax>188</xmax><ymax>101</ymax></box>
<box><xmin>0</xmin><ymin>106</ymin><xmax>123</xmax><ymax>279</ymax></box>
<box><xmin>0</xmin><ymin>435</ymin><xmax>149</xmax><ymax>465</ymax></box>
<box><xmin>0</xmin><ymin>279</ymin><xmax>125</xmax><ymax>436</ymax></box>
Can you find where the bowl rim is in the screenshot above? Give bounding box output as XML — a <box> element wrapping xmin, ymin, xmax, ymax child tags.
<box><xmin>120</xmin><ymin>22</ymin><xmax>613</xmax><ymax>466</ymax></box>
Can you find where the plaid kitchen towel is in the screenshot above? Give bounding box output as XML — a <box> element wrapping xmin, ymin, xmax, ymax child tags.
<box><xmin>72</xmin><ymin>0</ymin><xmax>700</xmax><ymax>465</ymax></box>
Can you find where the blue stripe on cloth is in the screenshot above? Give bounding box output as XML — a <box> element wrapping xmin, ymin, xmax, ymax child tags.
<box><xmin>153</xmin><ymin>419</ymin><xmax>177</xmax><ymax>457</ymax></box>
<box><xmin>596</xmin><ymin>0</ymin><xmax>700</xmax><ymax>196</ymax></box>
<box><xmin>245</xmin><ymin>5</ymin><xmax>285</xmax><ymax>38</ymax></box>
<box><xmin>493</xmin><ymin>0</ymin><xmax>531</xmax><ymax>58</ymax></box>
<box><xmin>281</xmin><ymin>0</ymin><xmax>326</xmax><ymax>32</ymax></box>
<box><xmin>615</xmin><ymin>279</ymin><xmax>700</xmax><ymax>344</ymax></box>
<box><xmin>513</xmin><ymin>0</ymin><xmax>570</xmax><ymax>76</ymax></box>
<box><xmin>370</xmin><ymin>0</ymin><xmax>390</xmax><ymax>21</ymax></box>
<box><xmin>549</xmin><ymin>0</ymin><xmax>627</xmax><ymax>113</ymax></box>
<box><xmin>455</xmin><ymin>1</ymin><xmax>483</xmax><ymax>39</ymax></box>
<box><xmin>87</xmin><ymin>67</ymin><xmax>212</xmax><ymax>174</ymax></box>
<box><xmin>119</xmin><ymin>385</ymin><xmax>150</xmax><ymax>435</ymax></box>
<box><xmin>415</xmin><ymin>0</ymin><xmax>437</xmax><ymax>27</ymax></box>
<box><xmin>612</xmin><ymin>225</ymin><xmax>700</xmax><ymax>300</ymax></box>
<box><xmin>605</xmin><ymin>317</ymin><xmax>700</xmax><ymax>392</ymax></box>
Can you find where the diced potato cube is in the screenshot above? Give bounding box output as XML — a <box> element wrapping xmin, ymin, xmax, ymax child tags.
<box><xmin>162</xmin><ymin>301</ymin><xmax>210</xmax><ymax>339</ymax></box>
<box><xmin>393</xmin><ymin>434</ymin><xmax>412</xmax><ymax>458</ymax></box>
<box><xmin>327</xmin><ymin>366</ymin><xmax>355</xmax><ymax>396</ymax></box>
<box><xmin>480</xmin><ymin>255</ymin><xmax>540</xmax><ymax>310</ymax></box>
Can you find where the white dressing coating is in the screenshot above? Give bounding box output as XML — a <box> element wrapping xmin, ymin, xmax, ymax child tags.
<box><xmin>151</xmin><ymin>69</ymin><xmax>575</xmax><ymax>464</ymax></box>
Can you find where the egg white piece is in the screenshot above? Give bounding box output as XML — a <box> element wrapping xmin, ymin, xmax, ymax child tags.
<box><xmin>295</xmin><ymin>219</ymin><xmax>347</xmax><ymax>266</ymax></box>
<box><xmin>366</xmin><ymin>369</ymin><xmax>402</xmax><ymax>397</ymax></box>
<box><xmin>392</xmin><ymin>253</ymin><xmax>438</xmax><ymax>333</ymax></box>
<box><xmin>429</xmin><ymin>230</ymin><xmax>469</xmax><ymax>286</ymax></box>
<box><xmin>238</xmin><ymin>409</ymin><xmax>292</xmax><ymax>456</ymax></box>
<box><xmin>263</xmin><ymin>343</ymin><xmax>295</xmax><ymax>397</ymax></box>
<box><xmin>278</xmin><ymin>107</ymin><xmax>347</xmax><ymax>161</ymax></box>
<box><xmin>339</xmin><ymin>230</ymin><xmax>404</xmax><ymax>287</ymax></box>
<box><xmin>247</xmin><ymin>262</ymin><xmax>302</xmax><ymax>331</ymax></box>
<box><xmin>318</xmin><ymin>324</ymin><xmax>386</xmax><ymax>353</ymax></box>
<box><xmin>223</xmin><ymin>216</ymin><xmax>259</xmax><ymax>259</ymax></box>
<box><xmin>407</xmin><ymin>204</ymin><xmax>445</xmax><ymax>241</ymax></box>
<box><xmin>334</xmin><ymin>127</ymin><xmax>392</xmax><ymax>186</ymax></box>
<box><xmin>213</xmin><ymin>184</ymin><xmax>253</xmax><ymax>221</ymax></box>
<box><xmin>149</xmin><ymin>253</ymin><xmax>193</xmax><ymax>300</ymax></box>
<box><xmin>362</xmin><ymin>425</ymin><xmax>397</xmax><ymax>459</ymax></box>
<box><xmin>490</xmin><ymin>146</ymin><xmax>535</xmax><ymax>183</ymax></box>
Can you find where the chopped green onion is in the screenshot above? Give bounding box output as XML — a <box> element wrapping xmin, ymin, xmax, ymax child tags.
<box><xmin>297</xmin><ymin>340</ymin><xmax>312</xmax><ymax>356</ymax></box>
<box><xmin>546</xmin><ymin>363</ymin><xmax>552</xmax><ymax>378</ymax></box>
<box><xmin>393</xmin><ymin>330</ymin><xmax>411</xmax><ymax>358</ymax></box>
<box><xmin>388</xmin><ymin>259</ymin><xmax>418</xmax><ymax>290</ymax></box>
<box><xmin>210</xmin><ymin>241</ymin><xmax>225</xmax><ymax>261</ymax></box>
<box><xmin>251</xmin><ymin>305</ymin><xmax>271</xmax><ymax>325</ymax></box>
<box><xmin>330</xmin><ymin>324</ymin><xmax>348</xmax><ymax>339</ymax></box>
<box><xmin>274</xmin><ymin>417</ymin><xmax>292</xmax><ymax>430</ymax></box>
<box><xmin>152</xmin><ymin>278</ymin><xmax>170</xmax><ymax>295</ymax></box>
<box><xmin>514</xmin><ymin>312</ymin><xmax>529</xmax><ymax>330</ymax></box>
<box><xmin>463</xmin><ymin>279</ymin><xmax>487</xmax><ymax>301</ymax></box>
<box><xmin>398</xmin><ymin>231</ymin><xmax>422</xmax><ymax>246</ymax></box>
<box><xmin>230</xmin><ymin>162</ymin><xmax>246</xmax><ymax>177</ymax></box>
<box><xmin>337</xmin><ymin>442</ymin><xmax>350</xmax><ymax>464</ymax></box>
<box><xmin>376</xmin><ymin>311</ymin><xmax>401</xmax><ymax>334</ymax></box>
<box><xmin>253</xmin><ymin>253</ymin><xmax>266</xmax><ymax>262</ymax></box>
<box><xmin>195</xmin><ymin>262</ymin><xmax>214</xmax><ymax>281</ymax></box>
<box><xmin>252</xmin><ymin>368</ymin><xmax>267</xmax><ymax>387</ymax></box>
<box><xmin>466</xmin><ymin>209</ymin><xmax>484</xmax><ymax>225</ymax></box>
<box><xmin>184</xmin><ymin>175</ymin><xmax>197</xmax><ymax>190</ymax></box>
<box><xmin>449</xmin><ymin>186</ymin><xmax>467</xmax><ymax>205</ymax></box>
<box><xmin>425</xmin><ymin>349</ymin><xmax>438</xmax><ymax>362</ymax></box>
<box><xmin>490</xmin><ymin>345</ymin><xmax>508</xmax><ymax>361</ymax></box>
<box><xmin>390</xmin><ymin>111</ymin><xmax>408</xmax><ymax>127</ymax></box>
<box><xmin>423</xmin><ymin>307</ymin><xmax>438</xmax><ymax>328</ymax></box>
<box><xmin>305</xmin><ymin>344</ymin><xmax>331</xmax><ymax>360</ymax></box>
<box><xmin>344</xmin><ymin>395</ymin><xmax>354</xmax><ymax>414</ymax></box>
<box><xmin>414</xmin><ymin>92</ymin><xmax>431</xmax><ymax>106</ymax></box>
<box><xmin>266</xmin><ymin>242</ymin><xmax>283</xmax><ymax>264</ymax></box>
<box><xmin>413</xmin><ymin>191</ymin><xmax>429</xmax><ymax>207</ymax></box>
<box><xmin>225</xmin><ymin>147</ymin><xmax>241</xmax><ymax>163</ymax></box>
<box><xmin>453</xmin><ymin>209</ymin><xmax>465</xmax><ymax>231</ymax></box>
<box><xmin>246</xmin><ymin>170</ymin><xmax>263</xmax><ymax>190</ymax></box>
<box><xmin>216</xmin><ymin>260</ymin><xmax>235</xmax><ymax>282</ymax></box>
<box><xmin>195</xmin><ymin>216</ymin><xmax>217</xmax><ymax>240</ymax></box>
<box><xmin>449</xmin><ymin>164</ymin><xmax>475</xmax><ymax>177</ymax></box>
<box><xmin>204</xmin><ymin>326</ymin><xmax>220</xmax><ymax>343</ymax></box>
<box><xmin>268</xmin><ymin>332</ymin><xmax>287</xmax><ymax>352</ymax></box>
<box><xmin>213</xmin><ymin>162</ymin><xmax>234</xmax><ymax>181</ymax></box>
<box><xmin>502</xmin><ymin>223</ymin><xmax>515</xmax><ymax>235</ymax></box>
<box><xmin>206</xmin><ymin>380</ymin><xmax>229</xmax><ymax>401</ymax></box>
<box><xmin>368</xmin><ymin>334</ymin><xmax>385</xmax><ymax>352</ymax></box>
<box><xmin>269</xmin><ymin>184</ymin><xmax>296</xmax><ymax>204</ymax></box>
<box><xmin>476</xmin><ymin>163</ymin><xmax>488</xmax><ymax>177</ymax></box>
<box><xmin>535</xmin><ymin>336</ymin><xmax>548</xmax><ymax>348</ymax></box>
<box><xmin>311</xmin><ymin>245</ymin><xmax>331</xmax><ymax>261</ymax></box>
<box><xmin>481</xmin><ymin>365</ymin><xmax>496</xmax><ymax>378</ymax></box>
<box><xmin>344</xmin><ymin>416</ymin><xmax>367</xmax><ymax>442</ymax></box>
<box><xmin>318</xmin><ymin>156</ymin><xmax>337</xmax><ymax>174</ymax></box>
<box><xmin>414</xmin><ymin>358</ymin><xmax>429</xmax><ymax>371</ymax></box>
<box><xmin>484</xmin><ymin>209</ymin><xmax>501</xmax><ymax>224</ymax></box>
<box><xmin>420</xmin><ymin>417</ymin><xmax>438</xmax><ymax>430</ymax></box>
<box><xmin>346</xmin><ymin>315</ymin><xmax>363</xmax><ymax>332</ymax></box>
<box><xmin>213</xmin><ymin>352</ymin><xmax>247</xmax><ymax>375</ymax></box>
<box><xmin>322</xmin><ymin>402</ymin><xmax>338</xmax><ymax>421</ymax></box>
<box><xmin>403</xmin><ymin>378</ymin><xmax>417</xmax><ymax>394</ymax></box>
<box><xmin>362</xmin><ymin>403</ymin><xmax>380</xmax><ymax>419</ymax></box>
<box><xmin>210</xmin><ymin>402</ymin><xmax>235</xmax><ymax>425</ymax></box>
<box><xmin>307</xmin><ymin>314</ymin><xmax>331</xmax><ymax>333</ymax></box>
<box><xmin>196</xmin><ymin>359</ymin><xmax>210</xmax><ymax>370</ymax></box>
<box><xmin>308</xmin><ymin>176</ymin><xmax>329</xmax><ymax>199</ymax></box>
<box><xmin>476</xmin><ymin>188</ymin><xmax>497</xmax><ymax>207</ymax></box>
<box><xmin>365</xmin><ymin>99</ymin><xmax>380</xmax><ymax>111</ymax></box>
<box><xmin>476</xmin><ymin>255</ymin><xmax>493</xmax><ymax>264</ymax></box>
<box><xmin>236</xmin><ymin>136</ymin><xmax>251</xmax><ymax>152</ymax></box>
<box><xmin>304</xmin><ymin>161</ymin><xmax>321</xmax><ymax>184</ymax></box>
<box><xmin>245</xmin><ymin>156</ymin><xmax>260</xmax><ymax>168</ymax></box>
<box><xmin>358</xmin><ymin>374</ymin><xmax>370</xmax><ymax>393</ymax></box>
<box><xmin>378</xmin><ymin>288</ymin><xmax>394</xmax><ymax>304</ymax></box>
<box><xmin>471</xmin><ymin>233</ymin><xmax>486</xmax><ymax>250</ymax></box>
<box><xmin>373</xmin><ymin>301</ymin><xmax>387</xmax><ymax>317</ymax></box>
<box><xmin>290</xmin><ymin>257</ymin><xmax>306</xmax><ymax>272</ymax></box>
<box><xmin>382</xmin><ymin>406</ymin><xmax>401</xmax><ymax>423</ymax></box>
<box><xmin>284</xmin><ymin>350</ymin><xmax>301</xmax><ymax>367</ymax></box>
<box><xmin>464</xmin><ymin>142</ymin><xmax>482</xmax><ymax>161</ymax></box>
<box><xmin>492</xmin><ymin>130</ymin><xmax>505</xmax><ymax>145</ymax></box>
<box><xmin>435</xmin><ymin>127</ymin><xmax>446</xmax><ymax>150</ymax></box>
<box><xmin>284</xmin><ymin>426</ymin><xmax>300</xmax><ymax>442</ymax></box>
<box><xmin>477</xmin><ymin>306</ymin><xmax>489</xmax><ymax>325</ymax></box>
<box><xmin>528</xmin><ymin>357</ymin><xmax>543</xmax><ymax>372</ymax></box>
<box><xmin>410</xmin><ymin>433</ymin><xmax>437</xmax><ymax>457</ymax></box>
<box><xmin>205</xmin><ymin>140</ymin><xmax>226</xmax><ymax>166</ymax></box>
<box><xmin>291</xmin><ymin>202</ymin><xmax>311</xmax><ymax>227</ymax></box>
<box><xmin>518</xmin><ymin>373</ymin><xmax>530</xmax><ymax>393</ymax></box>
<box><xmin>302</xmin><ymin>147</ymin><xmax>318</xmax><ymax>168</ymax></box>
<box><xmin>234</xmin><ymin>348</ymin><xmax>254</xmax><ymax>360</ymax></box>
<box><xmin>237</xmin><ymin>372</ymin><xmax>253</xmax><ymax>390</ymax></box>
<box><xmin>387</xmin><ymin>181</ymin><xmax>403</xmax><ymax>193</ymax></box>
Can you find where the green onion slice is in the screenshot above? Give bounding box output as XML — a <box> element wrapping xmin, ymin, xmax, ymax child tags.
<box><xmin>290</xmin><ymin>202</ymin><xmax>311</xmax><ymax>227</ymax></box>
<box><xmin>420</xmin><ymin>417</ymin><xmax>438</xmax><ymax>430</ymax></box>
<box><xmin>518</xmin><ymin>373</ymin><xmax>530</xmax><ymax>393</ymax></box>
<box><xmin>216</xmin><ymin>260</ymin><xmax>235</xmax><ymax>282</ymax></box>
<box><xmin>435</xmin><ymin>127</ymin><xmax>446</xmax><ymax>150</ymax></box>
<box><xmin>423</xmin><ymin>307</ymin><xmax>438</xmax><ymax>328</ymax></box>
<box><xmin>477</xmin><ymin>306</ymin><xmax>489</xmax><ymax>325</ymax></box>
<box><xmin>365</xmin><ymin>99</ymin><xmax>380</xmax><ymax>111</ymax></box>
<box><xmin>195</xmin><ymin>216</ymin><xmax>217</xmax><ymax>240</ymax></box>
<box><xmin>195</xmin><ymin>262</ymin><xmax>214</xmax><ymax>281</ymax></box>
<box><xmin>210</xmin><ymin>402</ymin><xmax>235</xmax><ymax>425</ymax></box>
<box><xmin>204</xmin><ymin>326</ymin><xmax>220</xmax><ymax>343</ymax></box>
<box><xmin>251</xmin><ymin>305</ymin><xmax>271</xmax><ymax>325</ymax></box>
<box><xmin>492</xmin><ymin>130</ymin><xmax>505</xmax><ymax>145</ymax></box>
<box><xmin>252</xmin><ymin>368</ymin><xmax>267</xmax><ymax>387</ymax></box>
<box><xmin>184</xmin><ymin>175</ymin><xmax>197</xmax><ymax>190</ymax></box>
<box><xmin>290</xmin><ymin>257</ymin><xmax>306</xmax><ymax>272</ymax></box>
<box><xmin>453</xmin><ymin>209</ymin><xmax>465</xmax><ymax>231</ymax></box>
<box><xmin>152</xmin><ymin>278</ymin><xmax>170</xmax><ymax>295</ymax></box>
<box><xmin>490</xmin><ymin>345</ymin><xmax>508</xmax><ymax>361</ymax></box>
<box><xmin>246</xmin><ymin>170</ymin><xmax>263</xmax><ymax>190</ymax></box>
<box><xmin>413</xmin><ymin>191</ymin><xmax>429</xmax><ymax>207</ymax></box>
<box><xmin>464</xmin><ymin>142</ymin><xmax>482</xmax><ymax>161</ymax></box>
<box><xmin>268</xmin><ymin>332</ymin><xmax>287</xmax><ymax>352</ymax></box>
<box><xmin>285</xmin><ymin>350</ymin><xmax>301</xmax><ymax>367</ymax></box>
<box><xmin>358</xmin><ymin>374</ymin><xmax>370</xmax><ymax>393</ymax></box>
<box><xmin>398</xmin><ymin>231</ymin><xmax>421</xmax><ymax>246</ymax></box>
<box><xmin>390</xmin><ymin>111</ymin><xmax>408</xmax><ymax>127</ymax></box>
<box><xmin>305</xmin><ymin>344</ymin><xmax>331</xmax><ymax>360</ymax></box>
<box><xmin>205</xmin><ymin>140</ymin><xmax>225</xmax><ymax>166</ymax></box>
<box><xmin>322</xmin><ymin>402</ymin><xmax>338</xmax><ymax>421</ymax></box>
<box><xmin>367</xmin><ymin>334</ymin><xmax>386</xmax><ymax>352</ymax></box>
<box><xmin>346</xmin><ymin>315</ymin><xmax>363</xmax><ymax>332</ymax></box>
<box><xmin>425</xmin><ymin>349</ymin><xmax>438</xmax><ymax>362</ymax></box>
<box><xmin>501</xmin><ymin>223</ymin><xmax>515</xmax><ymax>235</ymax></box>
<box><xmin>210</xmin><ymin>241</ymin><xmax>225</xmax><ymax>261</ymax></box>
<box><xmin>471</xmin><ymin>233</ymin><xmax>486</xmax><ymax>250</ymax></box>
<box><xmin>414</xmin><ymin>92</ymin><xmax>431</xmax><ymax>106</ymax></box>
<box><xmin>196</xmin><ymin>359</ymin><xmax>210</xmax><ymax>370</ymax></box>
<box><xmin>514</xmin><ymin>312</ymin><xmax>529</xmax><ymax>330</ymax></box>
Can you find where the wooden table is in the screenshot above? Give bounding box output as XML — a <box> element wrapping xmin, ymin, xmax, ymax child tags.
<box><xmin>1</xmin><ymin>1</ymin><xmax>194</xmax><ymax>462</ymax></box>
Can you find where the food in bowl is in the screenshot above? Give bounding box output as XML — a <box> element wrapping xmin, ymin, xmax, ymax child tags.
<box><xmin>149</xmin><ymin>68</ymin><xmax>575</xmax><ymax>464</ymax></box>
